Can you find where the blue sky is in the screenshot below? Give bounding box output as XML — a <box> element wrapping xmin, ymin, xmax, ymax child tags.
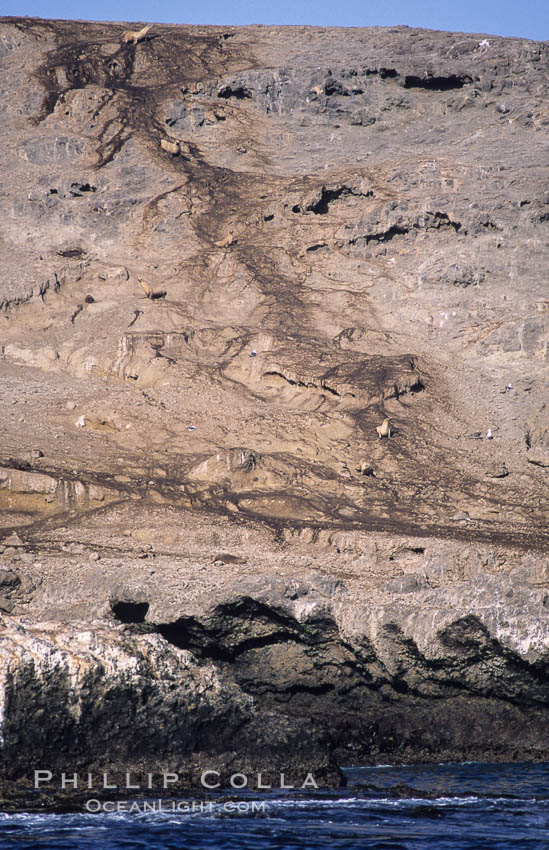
<box><xmin>2</xmin><ymin>0</ymin><xmax>548</xmax><ymax>40</ymax></box>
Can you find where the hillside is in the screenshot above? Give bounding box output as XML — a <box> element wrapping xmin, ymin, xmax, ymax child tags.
<box><xmin>0</xmin><ymin>17</ymin><xmax>548</xmax><ymax>800</ymax></box>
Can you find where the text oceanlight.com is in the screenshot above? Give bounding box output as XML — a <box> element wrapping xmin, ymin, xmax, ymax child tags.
<box><xmin>85</xmin><ymin>799</ymin><xmax>267</xmax><ymax>814</ymax></box>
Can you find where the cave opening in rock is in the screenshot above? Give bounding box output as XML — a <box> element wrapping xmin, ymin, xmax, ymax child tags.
<box><xmin>70</xmin><ymin>182</ymin><xmax>96</xmax><ymax>194</ymax></box>
<box><xmin>111</xmin><ymin>600</ymin><xmax>149</xmax><ymax>623</ymax></box>
<box><xmin>217</xmin><ymin>85</ymin><xmax>252</xmax><ymax>99</ymax></box>
<box><xmin>403</xmin><ymin>74</ymin><xmax>472</xmax><ymax>91</ymax></box>
<box><xmin>309</xmin><ymin>187</ymin><xmax>351</xmax><ymax>214</ymax></box>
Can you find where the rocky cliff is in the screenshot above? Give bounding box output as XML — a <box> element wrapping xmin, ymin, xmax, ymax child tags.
<box><xmin>0</xmin><ymin>17</ymin><xmax>548</xmax><ymax>801</ymax></box>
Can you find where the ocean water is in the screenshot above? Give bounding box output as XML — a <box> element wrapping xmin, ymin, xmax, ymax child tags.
<box><xmin>1</xmin><ymin>763</ymin><xmax>548</xmax><ymax>849</ymax></box>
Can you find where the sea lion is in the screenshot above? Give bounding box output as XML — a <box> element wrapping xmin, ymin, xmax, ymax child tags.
<box><xmin>122</xmin><ymin>24</ymin><xmax>152</xmax><ymax>45</ymax></box>
<box><xmin>138</xmin><ymin>278</ymin><xmax>166</xmax><ymax>300</ymax></box>
<box><xmin>214</xmin><ymin>230</ymin><xmax>236</xmax><ymax>248</ymax></box>
<box><xmin>356</xmin><ymin>461</ymin><xmax>375</xmax><ymax>476</ymax></box>
<box><xmin>376</xmin><ymin>418</ymin><xmax>392</xmax><ymax>439</ymax></box>
<box><xmin>160</xmin><ymin>139</ymin><xmax>180</xmax><ymax>155</ymax></box>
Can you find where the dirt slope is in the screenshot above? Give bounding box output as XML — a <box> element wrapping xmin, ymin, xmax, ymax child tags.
<box><xmin>0</xmin><ymin>18</ymin><xmax>548</xmax><ymax>800</ymax></box>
